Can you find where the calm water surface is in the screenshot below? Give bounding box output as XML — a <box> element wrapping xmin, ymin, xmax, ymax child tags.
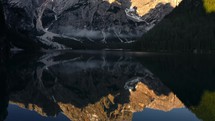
<box><xmin>1</xmin><ymin>50</ymin><xmax>215</xmax><ymax>121</ymax></box>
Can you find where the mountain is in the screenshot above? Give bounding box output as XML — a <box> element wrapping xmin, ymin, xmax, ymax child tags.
<box><xmin>134</xmin><ymin>0</ymin><xmax>215</xmax><ymax>53</ymax></box>
<box><xmin>2</xmin><ymin>0</ymin><xmax>181</xmax><ymax>50</ymax></box>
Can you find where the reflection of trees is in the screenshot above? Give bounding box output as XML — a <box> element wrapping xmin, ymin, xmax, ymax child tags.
<box><xmin>191</xmin><ymin>91</ymin><xmax>215</xmax><ymax>121</ymax></box>
<box><xmin>136</xmin><ymin>54</ymin><xmax>215</xmax><ymax>121</ymax></box>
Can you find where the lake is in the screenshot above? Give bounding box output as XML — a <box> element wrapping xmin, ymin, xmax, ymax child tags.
<box><xmin>1</xmin><ymin>50</ymin><xmax>215</xmax><ymax>121</ymax></box>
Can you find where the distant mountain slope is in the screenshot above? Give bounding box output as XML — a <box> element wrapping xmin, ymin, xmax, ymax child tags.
<box><xmin>134</xmin><ymin>0</ymin><xmax>215</xmax><ymax>53</ymax></box>
<box><xmin>2</xmin><ymin>0</ymin><xmax>180</xmax><ymax>50</ymax></box>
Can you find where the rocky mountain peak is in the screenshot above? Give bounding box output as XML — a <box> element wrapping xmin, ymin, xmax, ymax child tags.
<box><xmin>2</xmin><ymin>0</ymin><xmax>181</xmax><ymax>50</ymax></box>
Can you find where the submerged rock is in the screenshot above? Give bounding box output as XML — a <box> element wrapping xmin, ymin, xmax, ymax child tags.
<box><xmin>2</xmin><ymin>0</ymin><xmax>181</xmax><ymax>50</ymax></box>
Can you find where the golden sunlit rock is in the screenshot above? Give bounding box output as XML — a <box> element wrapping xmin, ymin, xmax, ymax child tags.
<box><xmin>105</xmin><ymin>0</ymin><xmax>181</xmax><ymax>16</ymax></box>
<box><xmin>130</xmin><ymin>0</ymin><xmax>182</xmax><ymax>16</ymax></box>
<box><xmin>106</xmin><ymin>0</ymin><xmax>117</xmax><ymax>4</ymax></box>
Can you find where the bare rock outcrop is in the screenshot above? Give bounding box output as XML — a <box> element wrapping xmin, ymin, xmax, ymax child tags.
<box><xmin>2</xmin><ymin>0</ymin><xmax>181</xmax><ymax>49</ymax></box>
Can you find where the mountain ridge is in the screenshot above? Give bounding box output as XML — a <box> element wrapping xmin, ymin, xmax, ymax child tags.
<box><xmin>2</xmin><ymin>0</ymin><xmax>181</xmax><ymax>50</ymax></box>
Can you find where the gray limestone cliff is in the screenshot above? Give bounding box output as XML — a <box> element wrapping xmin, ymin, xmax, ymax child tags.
<box><xmin>2</xmin><ymin>0</ymin><xmax>181</xmax><ymax>50</ymax></box>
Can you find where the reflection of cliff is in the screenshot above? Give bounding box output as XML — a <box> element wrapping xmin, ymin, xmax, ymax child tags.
<box><xmin>10</xmin><ymin>81</ymin><xmax>183</xmax><ymax>121</ymax></box>
<box><xmin>7</xmin><ymin>51</ymin><xmax>184</xmax><ymax>121</ymax></box>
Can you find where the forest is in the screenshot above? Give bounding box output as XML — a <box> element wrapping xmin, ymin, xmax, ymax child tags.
<box><xmin>133</xmin><ymin>0</ymin><xmax>215</xmax><ymax>53</ymax></box>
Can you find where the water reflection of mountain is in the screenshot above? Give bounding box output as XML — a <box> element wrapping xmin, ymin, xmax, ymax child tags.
<box><xmin>4</xmin><ymin>51</ymin><xmax>184</xmax><ymax>121</ymax></box>
<box><xmin>135</xmin><ymin>54</ymin><xmax>215</xmax><ymax>121</ymax></box>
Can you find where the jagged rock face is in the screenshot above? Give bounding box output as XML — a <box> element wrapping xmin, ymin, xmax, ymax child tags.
<box><xmin>2</xmin><ymin>0</ymin><xmax>181</xmax><ymax>49</ymax></box>
<box><xmin>7</xmin><ymin>51</ymin><xmax>184</xmax><ymax>121</ymax></box>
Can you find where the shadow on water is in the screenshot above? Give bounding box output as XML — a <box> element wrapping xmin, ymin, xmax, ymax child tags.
<box><xmin>0</xmin><ymin>79</ymin><xmax>8</xmax><ymax>121</ymax></box>
<box><xmin>0</xmin><ymin>56</ymin><xmax>9</xmax><ymax>121</ymax></box>
<box><xmin>0</xmin><ymin>51</ymin><xmax>186</xmax><ymax>121</ymax></box>
<box><xmin>134</xmin><ymin>53</ymin><xmax>215</xmax><ymax>121</ymax></box>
